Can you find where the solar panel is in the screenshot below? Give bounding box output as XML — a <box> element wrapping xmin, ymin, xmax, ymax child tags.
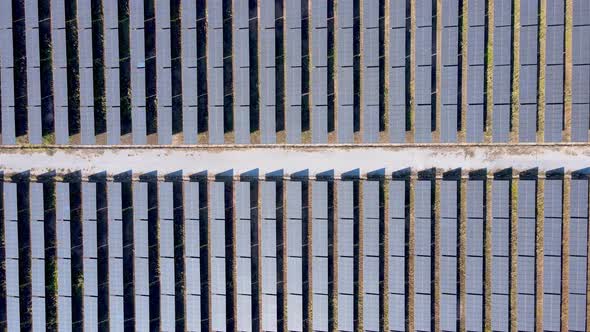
<box><xmin>466</xmin><ymin>294</ymin><xmax>483</xmax><ymax>331</ymax></box>
<box><xmin>233</xmin><ymin>0</ymin><xmax>250</xmax><ymax>144</ymax></box>
<box><xmin>415</xmin><ymin>293</ymin><xmax>431</xmax><ymax>331</ymax></box>
<box><xmin>569</xmin><ymin>293</ymin><xmax>587</xmax><ymax>331</ymax></box>
<box><xmin>104</xmin><ymin>0</ymin><xmax>121</xmax><ymax>144</ymax></box>
<box><xmin>81</xmin><ymin>182</ymin><xmax>98</xmax><ymax>330</ymax></box>
<box><xmin>520</xmin><ymin>0</ymin><xmax>539</xmax><ymax>26</ymax></box>
<box><xmin>440</xmin><ymin>294</ymin><xmax>457</xmax><ymax>331</ymax></box>
<box><xmin>51</xmin><ymin>0</ymin><xmax>70</xmax><ymax>144</ymax></box>
<box><xmin>286</xmin><ymin>180</ymin><xmax>303</xmax><ymax>331</ymax></box>
<box><xmin>364</xmin><ymin>186</ymin><xmax>380</xmax><ymax>327</ymax></box>
<box><xmin>133</xmin><ymin>182</ymin><xmax>149</xmax><ymax>329</ymax></box>
<box><xmin>235</xmin><ymin>181</ymin><xmax>252</xmax><ymax>331</ymax></box>
<box><xmin>106</xmin><ymin>182</ymin><xmax>124</xmax><ymax>330</ymax></box>
<box><xmin>3</xmin><ymin>183</ymin><xmax>19</xmax><ymax>329</ymax></box>
<box><xmin>208</xmin><ymin>0</ymin><xmax>225</xmax><ymax>144</ymax></box>
<box><xmin>311</xmin><ymin>179</ymin><xmax>328</xmax><ymax>331</ymax></box>
<box><xmin>130</xmin><ymin>0</ymin><xmax>146</xmax><ymax>144</ymax></box>
<box><xmin>261</xmin><ymin>181</ymin><xmax>278</xmax><ymax>330</ymax></box>
<box><xmin>519</xmin><ymin>104</ymin><xmax>537</xmax><ymax>142</ymax></box>
<box><xmin>24</xmin><ymin>0</ymin><xmax>43</xmax><ymax>144</ymax></box>
<box><xmin>181</xmin><ymin>0</ymin><xmax>198</xmax><ymax>143</ymax></box>
<box><xmin>158</xmin><ymin>182</ymin><xmax>175</xmax><ymax>329</ymax></box>
<box><xmin>389</xmin><ymin>0</ymin><xmax>407</xmax><ymax>140</ymax></box>
<box><xmin>56</xmin><ymin>183</ymin><xmax>73</xmax><ymax>329</ymax></box>
<box><xmin>337</xmin><ymin>1</ymin><xmax>353</xmax><ymax>143</ymax></box>
<box><xmin>259</xmin><ymin>0</ymin><xmax>277</xmax><ymax>144</ymax></box>
<box><xmin>0</xmin><ymin>0</ymin><xmax>15</xmax><ymax>145</ymax></box>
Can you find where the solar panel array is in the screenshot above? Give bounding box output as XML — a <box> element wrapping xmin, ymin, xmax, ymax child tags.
<box><xmin>0</xmin><ymin>174</ymin><xmax>587</xmax><ymax>329</ymax></box>
<box><xmin>572</xmin><ymin>0</ymin><xmax>590</xmax><ymax>141</ymax></box>
<box><xmin>519</xmin><ymin>0</ymin><xmax>539</xmax><ymax>142</ymax></box>
<box><xmin>414</xmin><ymin>0</ymin><xmax>435</xmax><ymax>142</ymax></box>
<box><xmin>441</xmin><ymin>0</ymin><xmax>460</xmax><ymax>142</ymax></box>
<box><xmin>466</xmin><ymin>0</ymin><xmax>485</xmax><ymax>142</ymax></box>
<box><xmin>492</xmin><ymin>0</ymin><xmax>512</xmax><ymax>142</ymax></box>
<box><xmin>492</xmin><ymin>180</ymin><xmax>510</xmax><ymax>331</ymax></box>
<box><xmin>0</xmin><ymin>1</ymin><xmax>589</xmax><ymax>144</ymax></box>
<box><xmin>466</xmin><ymin>180</ymin><xmax>484</xmax><ymax>330</ymax></box>
<box><xmin>311</xmin><ymin>0</ymin><xmax>328</xmax><ymax>143</ymax></box>
<box><xmin>440</xmin><ymin>179</ymin><xmax>458</xmax><ymax>331</ymax></box>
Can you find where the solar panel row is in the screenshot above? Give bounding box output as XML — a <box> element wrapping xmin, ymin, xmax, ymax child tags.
<box><xmin>25</xmin><ymin>0</ymin><xmax>43</xmax><ymax>144</ymax></box>
<box><xmin>235</xmin><ymin>182</ymin><xmax>252</xmax><ymax>330</ymax></box>
<box><xmin>156</xmin><ymin>1</ymin><xmax>173</xmax><ymax>144</ymax></box>
<box><xmin>466</xmin><ymin>0</ymin><xmax>485</xmax><ymax>143</ymax></box>
<box><xmin>30</xmin><ymin>182</ymin><xmax>46</xmax><ymax>330</ymax></box>
<box><xmin>388</xmin><ymin>180</ymin><xmax>406</xmax><ymax>329</ymax></box>
<box><xmin>467</xmin><ymin>180</ymin><xmax>484</xmax><ymax>331</ymax></box>
<box><xmin>311</xmin><ymin>0</ymin><xmax>328</xmax><ymax>143</ymax></box>
<box><xmin>440</xmin><ymin>180</ymin><xmax>458</xmax><ymax>331</ymax></box>
<box><xmin>362</xmin><ymin>2</ymin><xmax>380</xmax><ymax>143</ymax></box>
<box><xmin>1</xmin><ymin>3</ymin><xmax>16</xmax><ymax>145</ymax></box>
<box><xmin>51</xmin><ymin>0</ymin><xmax>70</xmax><ymax>144</ymax></box>
<box><xmin>543</xmin><ymin>179</ymin><xmax>562</xmax><ymax>331</ymax></box>
<box><xmin>414</xmin><ymin>0</ymin><xmax>434</xmax><ymax>142</ymax></box>
<box><xmin>414</xmin><ymin>179</ymin><xmax>432</xmax><ymax>330</ymax></box>
<box><xmin>544</xmin><ymin>1</ymin><xmax>565</xmax><ymax>142</ymax></box>
<box><xmin>78</xmin><ymin>0</ymin><xmax>96</xmax><ymax>144</ymax></box>
<box><xmin>571</xmin><ymin>0</ymin><xmax>590</xmax><ymax>142</ymax></box>
<box><xmin>82</xmin><ymin>182</ymin><xmax>98</xmax><ymax>331</ymax></box>
<box><xmin>441</xmin><ymin>0</ymin><xmax>460</xmax><ymax>142</ymax></box>
<box><xmin>259</xmin><ymin>0</ymin><xmax>277</xmax><ymax>143</ymax></box>
<box><xmin>337</xmin><ymin>0</ymin><xmax>354</xmax><ymax>143</ymax></box>
<box><xmin>3</xmin><ymin>183</ymin><xmax>19</xmax><ymax>329</ymax></box>
<box><xmin>181</xmin><ymin>1</ymin><xmax>198</xmax><ymax>144</ymax></box>
<box><xmin>519</xmin><ymin>0</ymin><xmax>539</xmax><ymax>142</ymax></box>
<box><xmin>493</xmin><ymin>0</ymin><xmax>512</xmax><ymax>142</ymax></box>
<box><xmin>104</xmin><ymin>0</ymin><xmax>121</xmax><ymax>144</ymax></box>
<box><xmin>210</xmin><ymin>181</ymin><xmax>227</xmax><ymax>331</ymax></box>
<box><xmin>208</xmin><ymin>1</ymin><xmax>225</xmax><ymax>144</ymax></box>
<box><xmin>130</xmin><ymin>0</ymin><xmax>147</xmax><ymax>144</ymax></box>
<box><xmin>389</xmin><ymin>0</ymin><xmax>408</xmax><ymax>142</ymax></box>
<box><xmin>286</xmin><ymin>1</ymin><xmax>303</xmax><ymax>143</ymax></box>
<box><xmin>337</xmin><ymin>181</ymin><xmax>354</xmax><ymax>331</ymax></box>
<box><xmin>518</xmin><ymin>179</ymin><xmax>536</xmax><ymax>332</ymax></box>
<box><xmin>183</xmin><ymin>181</ymin><xmax>201</xmax><ymax>331</ymax></box>
<box><xmin>286</xmin><ymin>181</ymin><xmax>304</xmax><ymax>331</ymax></box>
<box><xmin>107</xmin><ymin>182</ymin><xmax>124</xmax><ymax>331</ymax></box>
<box><xmin>312</xmin><ymin>180</ymin><xmax>329</xmax><ymax>331</ymax></box>
<box><xmin>261</xmin><ymin>181</ymin><xmax>278</xmax><ymax>330</ymax></box>
<box><xmin>363</xmin><ymin>181</ymin><xmax>380</xmax><ymax>330</ymax></box>
<box><xmin>56</xmin><ymin>183</ymin><xmax>73</xmax><ymax>329</ymax></box>
<box><xmin>492</xmin><ymin>180</ymin><xmax>510</xmax><ymax>332</ymax></box>
<box><xmin>569</xmin><ymin>178</ymin><xmax>588</xmax><ymax>331</ymax></box>
<box><xmin>159</xmin><ymin>182</ymin><xmax>176</xmax><ymax>330</ymax></box>
<box><xmin>233</xmin><ymin>1</ymin><xmax>250</xmax><ymax>144</ymax></box>
<box><xmin>132</xmin><ymin>182</ymin><xmax>150</xmax><ymax>330</ymax></box>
